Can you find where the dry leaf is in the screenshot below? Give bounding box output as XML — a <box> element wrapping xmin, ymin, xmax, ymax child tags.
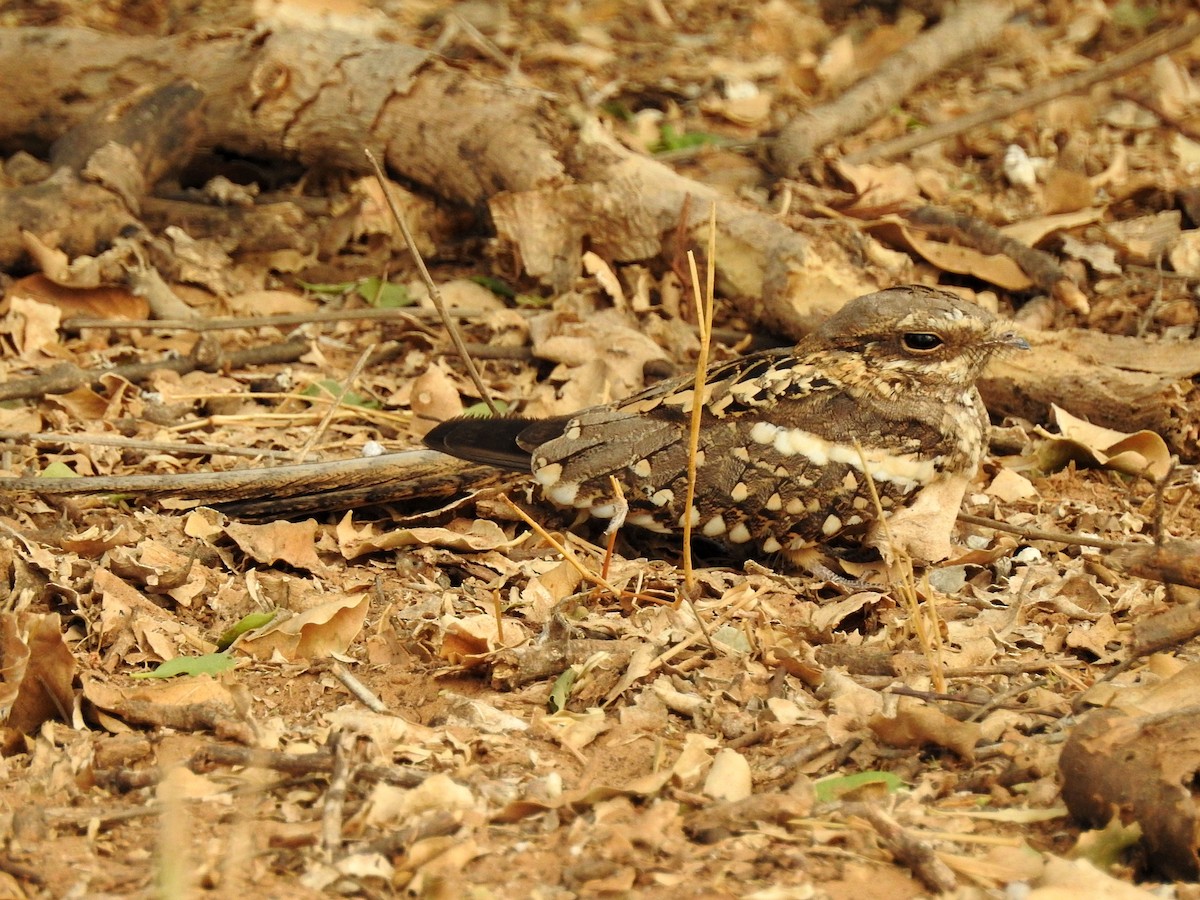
<box><xmin>236</xmin><ymin>592</ymin><xmax>369</xmax><ymax>660</ymax></box>
<box><xmin>1036</xmin><ymin>405</ymin><xmax>1171</xmax><ymax>481</ymax></box>
<box><xmin>224</xmin><ymin>520</ymin><xmax>325</xmax><ymax>572</ymax></box>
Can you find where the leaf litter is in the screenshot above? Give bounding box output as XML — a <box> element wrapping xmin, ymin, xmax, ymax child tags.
<box><xmin>0</xmin><ymin>0</ymin><xmax>1199</xmax><ymax>897</ymax></box>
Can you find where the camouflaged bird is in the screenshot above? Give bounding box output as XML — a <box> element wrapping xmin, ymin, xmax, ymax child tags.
<box><xmin>425</xmin><ymin>285</ymin><xmax>1029</xmax><ymax>561</ymax></box>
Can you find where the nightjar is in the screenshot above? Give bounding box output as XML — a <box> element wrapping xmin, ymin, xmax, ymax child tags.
<box><xmin>425</xmin><ymin>285</ymin><xmax>1029</xmax><ymax>560</ymax></box>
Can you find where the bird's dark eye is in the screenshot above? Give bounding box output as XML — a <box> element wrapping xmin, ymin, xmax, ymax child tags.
<box><xmin>902</xmin><ymin>332</ymin><xmax>944</xmax><ymax>352</ymax></box>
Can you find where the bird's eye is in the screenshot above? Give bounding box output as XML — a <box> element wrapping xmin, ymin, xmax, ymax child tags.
<box><xmin>902</xmin><ymin>332</ymin><xmax>944</xmax><ymax>352</ymax></box>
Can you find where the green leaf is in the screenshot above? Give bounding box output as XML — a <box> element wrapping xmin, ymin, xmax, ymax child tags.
<box><xmin>514</xmin><ymin>293</ymin><xmax>552</xmax><ymax>309</ymax></box>
<box><xmin>301</xmin><ymin>380</ymin><xmax>381</xmax><ymax>410</ymax></box>
<box><xmin>295</xmin><ymin>278</ymin><xmax>357</xmax><ymax>296</ymax></box>
<box><xmin>813</xmin><ymin>770</ymin><xmax>906</xmax><ymax>803</ymax></box>
<box><xmin>1110</xmin><ymin>0</ymin><xmax>1157</xmax><ymax>30</ymax></box>
<box><xmin>355</xmin><ymin>276</ymin><xmax>412</xmax><ymax>309</ymax></box>
<box><xmin>462</xmin><ymin>400</ymin><xmax>510</xmax><ymax>418</ymax></box>
<box><xmin>131</xmin><ymin>653</ymin><xmax>237</xmax><ymax>679</ymax></box>
<box><xmin>547</xmin><ymin>667</ymin><xmax>578</xmax><ymax>713</ymax></box>
<box><xmin>217</xmin><ymin>611</ymin><xmax>279</xmax><ymax>651</ymax></box>
<box><xmin>39</xmin><ymin>461</ymin><xmax>79</xmax><ymax>478</ymax></box>
<box><xmin>469</xmin><ymin>275</ymin><xmax>516</xmax><ymax>299</ymax></box>
<box><xmin>653</xmin><ymin>124</ymin><xmax>719</xmax><ymax>154</ymax></box>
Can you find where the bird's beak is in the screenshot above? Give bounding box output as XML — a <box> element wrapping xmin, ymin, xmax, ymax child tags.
<box><xmin>994</xmin><ymin>330</ymin><xmax>1030</xmax><ymax>352</ymax></box>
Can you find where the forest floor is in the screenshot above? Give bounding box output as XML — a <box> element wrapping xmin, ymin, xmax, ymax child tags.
<box><xmin>0</xmin><ymin>0</ymin><xmax>1198</xmax><ymax>897</ymax></box>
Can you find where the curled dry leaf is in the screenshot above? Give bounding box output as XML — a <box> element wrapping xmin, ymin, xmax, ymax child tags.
<box><xmin>0</xmin><ymin>613</ymin><xmax>76</xmax><ymax>735</ymax></box>
<box><xmin>236</xmin><ymin>592</ymin><xmax>369</xmax><ymax>661</ymax></box>
<box><xmin>868</xmin><ymin>697</ymin><xmax>982</xmax><ymax>761</ymax></box>
<box><xmin>1036</xmin><ymin>405</ymin><xmax>1172</xmax><ymax>481</ymax></box>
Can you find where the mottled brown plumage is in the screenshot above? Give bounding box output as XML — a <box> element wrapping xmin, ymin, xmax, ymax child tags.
<box><xmin>426</xmin><ymin>285</ymin><xmax>1028</xmax><ymax>557</ymax></box>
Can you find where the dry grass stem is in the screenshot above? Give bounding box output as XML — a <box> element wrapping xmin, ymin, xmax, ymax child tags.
<box><xmin>365</xmin><ymin>147</ymin><xmax>500</xmax><ymax>415</ymax></box>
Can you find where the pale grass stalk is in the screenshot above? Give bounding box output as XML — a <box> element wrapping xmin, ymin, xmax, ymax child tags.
<box><xmin>680</xmin><ymin>204</ymin><xmax>717</xmax><ymax>591</ymax></box>
<box><xmin>853</xmin><ymin>440</ymin><xmax>946</xmax><ymax>693</ymax></box>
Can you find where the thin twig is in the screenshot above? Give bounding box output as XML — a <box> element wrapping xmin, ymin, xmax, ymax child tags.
<box><xmin>365</xmin><ymin>148</ymin><xmax>500</xmax><ymax>415</ymax></box>
<box><xmin>956</xmin><ymin>512</ymin><xmax>1139</xmax><ymax>550</ymax></box>
<box><xmin>846</xmin><ymin>18</ymin><xmax>1200</xmax><ymax>164</ymax></box>
<box><xmin>0</xmin><ymin>431</ymin><xmax>298</xmax><ymax>461</ymax></box>
<box><xmin>295</xmin><ymin>345</ymin><xmax>373</xmax><ymax>464</ymax></box>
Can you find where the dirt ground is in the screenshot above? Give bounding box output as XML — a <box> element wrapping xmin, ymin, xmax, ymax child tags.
<box><xmin>0</xmin><ymin>0</ymin><xmax>1199</xmax><ymax>897</ymax></box>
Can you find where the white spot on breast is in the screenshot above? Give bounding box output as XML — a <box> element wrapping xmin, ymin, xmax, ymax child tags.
<box><xmin>842</xmin><ymin>471</ymin><xmax>858</xmax><ymax>491</ymax></box>
<box><xmin>754</xmin><ymin>424</ymin><xmax>940</xmax><ymax>492</ymax></box>
<box><xmin>749</xmin><ymin>421</ymin><xmax>779</xmax><ymax>445</ymax></box>
<box><xmin>821</xmin><ymin>514</ymin><xmax>842</xmax><ymax>536</ymax></box>
<box><xmin>632</xmin><ymin>458</ymin><xmax>652</xmax><ymax>478</ymax></box>
<box><xmin>534</xmin><ymin>462</ymin><xmax>562</xmax><ymax>486</ymax></box>
<box><xmin>678</xmin><ymin>506</ymin><xmax>700</xmax><ymax>527</ymax></box>
<box><xmin>732</xmin><ymin>446</ymin><xmax>750</xmax><ymax>462</ymax></box>
<box><xmin>766</xmin><ymin>492</ymin><xmax>782</xmax><ymax>511</ymax></box>
<box><xmin>547</xmin><ymin>482</ymin><xmax>579</xmax><ymax>506</ymax></box>
<box><xmin>730</xmin><ymin>482</ymin><xmax>749</xmax><ymax>503</ymax></box>
<box><xmin>761</xmin><ymin>536</ymin><xmax>782</xmax><ymax>553</ymax></box>
<box><xmin>785</xmin><ymin>498</ymin><xmax>805</xmax><ymax>515</ymax></box>
<box><xmin>728</xmin><ymin>522</ymin><xmax>752</xmax><ymax>544</ymax></box>
<box><xmin>651</xmin><ymin>488</ymin><xmax>674</xmax><ymax>507</ymax></box>
<box><xmin>702</xmin><ymin>516</ymin><xmax>727</xmax><ymax>537</ymax></box>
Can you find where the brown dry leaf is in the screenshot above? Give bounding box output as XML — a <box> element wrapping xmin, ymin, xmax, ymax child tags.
<box><xmin>408</xmin><ymin>360</ymin><xmax>465</xmax><ymax>435</ymax></box>
<box><xmin>236</xmin><ymin>592</ymin><xmax>369</xmax><ymax>660</ymax></box>
<box><xmin>1064</xmin><ymin>614</ymin><xmax>1122</xmax><ymax>662</ymax></box>
<box><xmin>226</xmin><ymin>289</ymin><xmax>318</xmax><ymax>317</ymax></box>
<box><xmin>5</xmin><ymin>614</ymin><xmax>77</xmax><ymax>734</ymax></box>
<box><xmin>539</xmin><ymin>708</ymin><xmax>609</xmax><ymax>753</ymax></box>
<box><xmin>93</xmin><ymin>567</ymin><xmax>216</xmax><ymax>662</ymax></box>
<box><xmin>1041</xmin><ymin>168</ymin><xmax>1094</xmax><ymax>215</ymax></box>
<box><xmin>868</xmin><ymin>697</ymin><xmax>981</xmax><ymax>761</ymax></box>
<box><xmin>1103</xmin><ymin>211</ymin><xmax>1182</xmax><ymax>265</ymax></box>
<box><xmin>1059</xmin><ymin>234</ymin><xmax>1121</xmax><ymax>275</ymax></box>
<box><xmin>8</xmin><ymin>273</ymin><xmax>149</xmax><ymax>320</ymax></box>
<box><xmin>998</xmin><ymin>208</ymin><xmax>1105</xmax><ymax>246</ymax></box>
<box><xmin>361</xmin><ymin>773</ymin><xmax>478</xmax><ymax>829</ymax></box>
<box><xmin>986</xmin><ymin>467</ymin><xmax>1038</xmax><ymax>502</ymax></box>
<box><xmin>224</xmin><ymin>519</ymin><xmax>325</xmax><ymax>572</ymax></box>
<box><xmin>833</xmin><ymin>160</ymin><xmax>920</xmax><ymax>216</ymax></box>
<box><xmin>52</xmin><ymin>389</ymin><xmax>112</xmax><ymax>428</ymax></box>
<box><xmin>0</xmin><ymin>615</ymin><xmax>31</xmax><ymax>726</ymax></box>
<box><xmin>1167</xmin><ymin>230</ymin><xmax>1200</xmax><ymax>277</ymax></box>
<box><xmin>702</xmin><ymin>748</ymin><xmax>752</xmax><ymax>802</ymax></box>
<box><xmin>59</xmin><ymin>523</ymin><xmax>140</xmax><ymax>557</ymax></box>
<box><xmin>4</xmin><ymin>295</ymin><xmax>62</xmax><ymax>359</ymax></box>
<box><xmin>337</xmin><ymin>515</ymin><xmax>515</xmax><ymax>559</ymax></box>
<box><xmin>582</xmin><ymin>251</ymin><xmax>627</xmax><ymax>308</ymax></box>
<box><xmin>867</xmin><ymin>217</ymin><xmax>1033</xmax><ymax>291</ymax></box>
<box><xmin>20</xmin><ymin>230</ymin><xmax>134</xmax><ymax>287</ymax></box>
<box><xmin>1027</xmin><ymin>856</ymin><xmax>1156</xmax><ymax>899</ymax></box>
<box><xmin>1036</xmin><ymin>405</ymin><xmax>1171</xmax><ymax>481</ymax></box>
<box><xmin>83</xmin><ymin>674</ymin><xmax>239</xmax><ymax>728</ymax></box>
<box><xmin>867</xmin><ymin>472</ymin><xmax>969</xmax><ymax>563</ymax></box>
<box><xmin>438</xmin><ymin>614</ymin><xmax>530</xmax><ymax>667</ymax></box>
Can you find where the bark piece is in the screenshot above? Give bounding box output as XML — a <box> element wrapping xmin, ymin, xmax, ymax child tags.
<box><xmin>979</xmin><ymin>329</ymin><xmax>1200</xmax><ymax>462</ymax></box>
<box><xmin>1060</xmin><ymin>704</ymin><xmax>1200</xmax><ymax>881</ymax></box>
